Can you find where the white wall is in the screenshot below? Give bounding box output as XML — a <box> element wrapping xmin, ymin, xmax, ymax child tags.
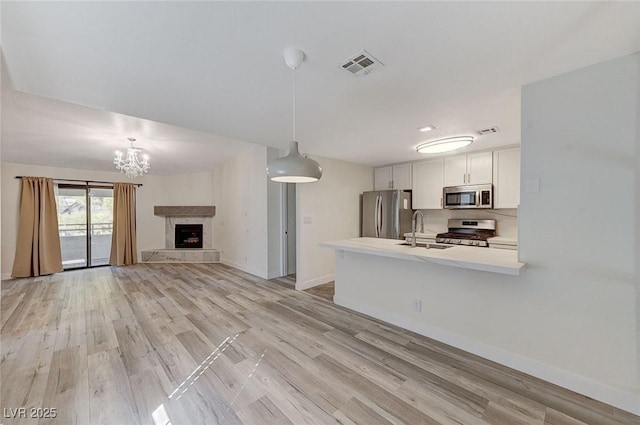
<box><xmin>333</xmin><ymin>53</ymin><xmax>640</xmax><ymax>414</ymax></box>
<box><xmin>296</xmin><ymin>155</ymin><xmax>372</xmax><ymax>290</ymax></box>
<box><xmin>0</xmin><ymin>162</ymin><xmax>215</xmax><ymax>276</ymax></box>
<box><xmin>211</xmin><ymin>144</ymin><xmax>278</xmax><ymax>279</ymax></box>
<box><xmin>519</xmin><ymin>52</ymin><xmax>639</xmax><ymax>407</ymax></box>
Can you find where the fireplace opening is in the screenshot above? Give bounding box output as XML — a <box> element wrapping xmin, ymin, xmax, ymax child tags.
<box><xmin>175</xmin><ymin>224</ymin><xmax>203</xmax><ymax>249</ymax></box>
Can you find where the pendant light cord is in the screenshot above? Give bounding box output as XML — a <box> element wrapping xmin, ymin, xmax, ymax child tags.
<box><xmin>292</xmin><ymin>68</ymin><xmax>296</xmax><ymax>141</ymax></box>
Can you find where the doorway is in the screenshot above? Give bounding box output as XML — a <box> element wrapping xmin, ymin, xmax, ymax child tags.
<box><xmin>282</xmin><ymin>183</ymin><xmax>296</xmax><ymax>281</ymax></box>
<box><xmin>56</xmin><ymin>184</ymin><xmax>114</xmax><ymax>269</ymax></box>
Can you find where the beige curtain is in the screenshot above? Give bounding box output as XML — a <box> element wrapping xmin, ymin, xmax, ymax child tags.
<box><xmin>12</xmin><ymin>177</ymin><xmax>64</xmax><ymax>277</ymax></box>
<box><xmin>109</xmin><ymin>183</ymin><xmax>138</xmax><ymax>266</ymax></box>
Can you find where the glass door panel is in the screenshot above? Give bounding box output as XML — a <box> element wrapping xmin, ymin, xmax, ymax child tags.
<box><xmin>56</xmin><ymin>186</ymin><xmax>88</xmax><ymax>269</ymax></box>
<box><xmin>89</xmin><ymin>187</ymin><xmax>113</xmax><ymax>266</ymax></box>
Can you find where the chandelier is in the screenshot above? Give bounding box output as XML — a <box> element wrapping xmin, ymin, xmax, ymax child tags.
<box><xmin>114</xmin><ymin>137</ymin><xmax>150</xmax><ymax>178</ymax></box>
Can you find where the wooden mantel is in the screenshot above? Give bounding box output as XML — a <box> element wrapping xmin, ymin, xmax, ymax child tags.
<box><xmin>153</xmin><ymin>206</ymin><xmax>216</xmax><ymax>217</ymax></box>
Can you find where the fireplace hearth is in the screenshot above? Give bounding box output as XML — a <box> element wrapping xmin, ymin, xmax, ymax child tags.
<box><xmin>175</xmin><ymin>224</ymin><xmax>203</xmax><ymax>249</ymax></box>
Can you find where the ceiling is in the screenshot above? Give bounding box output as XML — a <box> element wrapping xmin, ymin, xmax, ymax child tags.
<box><xmin>2</xmin><ymin>1</ymin><xmax>639</xmax><ymax>174</ymax></box>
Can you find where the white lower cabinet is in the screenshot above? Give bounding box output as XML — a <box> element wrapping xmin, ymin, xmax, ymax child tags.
<box><xmin>412</xmin><ymin>159</ymin><xmax>444</xmax><ymax>209</ymax></box>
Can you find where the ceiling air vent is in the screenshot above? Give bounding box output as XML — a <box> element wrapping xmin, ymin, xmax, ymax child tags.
<box><xmin>476</xmin><ymin>126</ymin><xmax>500</xmax><ymax>136</ymax></box>
<box><xmin>340</xmin><ymin>50</ymin><xmax>384</xmax><ymax>77</ymax></box>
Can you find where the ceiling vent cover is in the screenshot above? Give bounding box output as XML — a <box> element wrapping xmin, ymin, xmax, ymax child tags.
<box><xmin>340</xmin><ymin>50</ymin><xmax>384</xmax><ymax>77</ymax></box>
<box><xmin>476</xmin><ymin>126</ymin><xmax>500</xmax><ymax>136</ymax></box>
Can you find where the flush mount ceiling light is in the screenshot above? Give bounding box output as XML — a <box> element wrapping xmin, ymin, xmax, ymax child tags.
<box><xmin>416</xmin><ymin>136</ymin><xmax>473</xmax><ymax>154</ymax></box>
<box><xmin>114</xmin><ymin>137</ymin><xmax>150</xmax><ymax>178</ymax></box>
<box><xmin>266</xmin><ymin>48</ymin><xmax>323</xmax><ymax>183</ymax></box>
<box><xmin>419</xmin><ymin>125</ymin><xmax>436</xmax><ymax>132</ymax></box>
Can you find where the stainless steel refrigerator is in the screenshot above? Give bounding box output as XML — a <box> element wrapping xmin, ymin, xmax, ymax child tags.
<box><xmin>361</xmin><ymin>190</ymin><xmax>413</xmax><ymax>239</ymax></box>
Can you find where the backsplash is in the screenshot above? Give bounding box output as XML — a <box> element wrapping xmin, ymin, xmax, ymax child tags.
<box><xmin>416</xmin><ymin>208</ymin><xmax>518</xmax><ymax>239</ymax></box>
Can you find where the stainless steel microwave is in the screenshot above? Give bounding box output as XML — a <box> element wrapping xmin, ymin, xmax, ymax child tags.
<box><xmin>443</xmin><ymin>184</ymin><xmax>493</xmax><ymax>209</ymax></box>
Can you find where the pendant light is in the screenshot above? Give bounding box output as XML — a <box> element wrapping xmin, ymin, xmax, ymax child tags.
<box><xmin>266</xmin><ymin>48</ymin><xmax>323</xmax><ymax>183</ymax></box>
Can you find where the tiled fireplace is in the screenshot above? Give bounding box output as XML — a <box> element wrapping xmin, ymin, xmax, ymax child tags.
<box><xmin>141</xmin><ymin>206</ymin><xmax>220</xmax><ymax>263</ymax></box>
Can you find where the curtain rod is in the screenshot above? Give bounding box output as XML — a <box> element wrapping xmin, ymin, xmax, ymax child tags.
<box><xmin>15</xmin><ymin>176</ymin><xmax>143</xmax><ymax>187</ymax></box>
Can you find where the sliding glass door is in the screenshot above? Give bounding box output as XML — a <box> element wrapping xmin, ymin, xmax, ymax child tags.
<box><xmin>56</xmin><ymin>184</ymin><xmax>113</xmax><ymax>269</ymax></box>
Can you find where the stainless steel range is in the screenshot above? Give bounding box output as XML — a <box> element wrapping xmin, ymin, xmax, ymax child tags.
<box><xmin>436</xmin><ymin>219</ymin><xmax>496</xmax><ymax>247</ymax></box>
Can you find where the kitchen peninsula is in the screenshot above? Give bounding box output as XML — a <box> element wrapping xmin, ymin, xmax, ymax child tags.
<box><xmin>321</xmin><ymin>237</ymin><xmax>524</xmax><ymax>275</ymax></box>
<box><xmin>321</xmin><ymin>237</ymin><xmax>529</xmax><ymax>396</ymax></box>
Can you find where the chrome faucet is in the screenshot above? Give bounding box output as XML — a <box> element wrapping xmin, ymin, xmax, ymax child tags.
<box><xmin>411</xmin><ymin>210</ymin><xmax>425</xmax><ymax>247</ymax></box>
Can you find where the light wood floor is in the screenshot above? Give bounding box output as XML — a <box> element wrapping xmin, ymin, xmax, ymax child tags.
<box><xmin>304</xmin><ymin>282</ymin><xmax>335</xmax><ymax>302</ymax></box>
<box><xmin>1</xmin><ymin>264</ymin><xmax>638</xmax><ymax>425</ymax></box>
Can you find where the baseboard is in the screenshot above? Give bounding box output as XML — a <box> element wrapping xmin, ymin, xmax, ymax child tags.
<box><xmin>296</xmin><ymin>274</ymin><xmax>334</xmax><ymax>291</ymax></box>
<box><xmin>267</xmin><ymin>270</ymin><xmax>282</xmax><ymax>280</ymax></box>
<box><xmin>334</xmin><ymin>294</ymin><xmax>640</xmax><ymax>416</ymax></box>
<box><xmin>1</xmin><ymin>272</ymin><xmax>12</xmax><ymax>281</ymax></box>
<box><xmin>221</xmin><ymin>258</ymin><xmax>268</xmax><ymax>280</ymax></box>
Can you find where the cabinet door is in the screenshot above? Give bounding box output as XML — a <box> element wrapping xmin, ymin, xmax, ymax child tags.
<box><xmin>392</xmin><ymin>164</ymin><xmax>412</xmax><ymax>190</ymax></box>
<box><xmin>443</xmin><ymin>156</ymin><xmax>467</xmax><ymax>186</ymax></box>
<box><xmin>493</xmin><ymin>147</ymin><xmax>521</xmax><ymax>208</ymax></box>
<box><xmin>374</xmin><ymin>166</ymin><xmax>392</xmax><ymax>190</ymax></box>
<box><xmin>467</xmin><ymin>151</ymin><xmax>493</xmax><ymax>184</ymax></box>
<box><xmin>412</xmin><ymin>159</ymin><xmax>444</xmax><ymax>209</ymax></box>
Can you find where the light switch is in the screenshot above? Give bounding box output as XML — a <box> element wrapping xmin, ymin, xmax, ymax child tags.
<box><xmin>303</xmin><ymin>216</ymin><xmax>312</xmax><ymax>224</ymax></box>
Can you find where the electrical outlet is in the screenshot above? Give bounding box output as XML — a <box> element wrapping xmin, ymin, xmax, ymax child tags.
<box><xmin>412</xmin><ymin>299</ymin><xmax>422</xmax><ymax>312</ymax></box>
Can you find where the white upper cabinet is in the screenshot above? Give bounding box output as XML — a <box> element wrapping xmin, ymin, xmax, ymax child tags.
<box><xmin>467</xmin><ymin>152</ymin><xmax>493</xmax><ymax>184</ymax></box>
<box><xmin>443</xmin><ymin>156</ymin><xmax>467</xmax><ymax>186</ymax></box>
<box><xmin>411</xmin><ymin>159</ymin><xmax>444</xmax><ymax>209</ymax></box>
<box><xmin>374</xmin><ymin>166</ymin><xmax>393</xmax><ymax>190</ymax></box>
<box><xmin>444</xmin><ymin>151</ymin><xmax>493</xmax><ymax>186</ymax></box>
<box><xmin>374</xmin><ymin>164</ymin><xmax>412</xmax><ymax>190</ymax></box>
<box><xmin>391</xmin><ymin>163</ymin><xmax>412</xmax><ymax>190</ymax></box>
<box><xmin>493</xmin><ymin>147</ymin><xmax>521</xmax><ymax>209</ymax></box>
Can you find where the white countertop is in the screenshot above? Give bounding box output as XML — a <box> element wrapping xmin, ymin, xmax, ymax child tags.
<box><xmin>321</xmin><ymin>237</ymin><xmax>525</xmax><ymax>276</ymax></box>
<box><xmin>487</xmin><ymin>236</ymin><xmax>518</xmax><ymax>246</ymax></box>
<box><xmin>403</xmin><ymin>231</ymin><xmax>439</xmax><ymax>239</ymax></box>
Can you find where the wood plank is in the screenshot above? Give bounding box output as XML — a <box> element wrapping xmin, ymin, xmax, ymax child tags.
<box><xmin>236</xmin><ymin>396</ymin><xmax>295</xmax><ymax>425</ymax></box>
<box><xmin>88</xmin><ymin>348</ymin><xmax>141</xmax><ymax>425</ymax></box>
<box><xmin>334</xmin><ymin>397</ymin><xmax>396</xmax><ymax>425</ymax></box>
<box><xmin>314</xmin><ymin>353</ymin><xmax>442</xmax><ymax>425</ymax></box>
<box><xmin>40</xmin><ymin>345</ymin><xmax>90</xmax><ymax>425</ymax></box>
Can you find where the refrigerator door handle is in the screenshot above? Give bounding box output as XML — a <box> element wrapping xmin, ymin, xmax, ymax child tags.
<box><xmin>378</xmin><ymin>195</ymin><xmax>383</xmax><ymax>237</ymax></box>
<box><xmin>374</xmin><ymin>195</ymin><xmax>380</xmax><ymax>237</ymax></box>
<box><xmin>393</xmin><ymin>191</ymin><xmax>399</xmax><ymax>239</ymax></box>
